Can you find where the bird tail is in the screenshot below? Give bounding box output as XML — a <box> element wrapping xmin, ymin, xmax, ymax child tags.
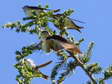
<box><xmin>60</xmin><ymin>42</ymin><xmax>82</xmax><ymax>54</ymax></box>
<box><xmin>42</xmin><ymin>74</ymin><xmax>49</xmax><ymax>80</ymax></box>
<box><xmin>69</xmin><ymin>48</ymin><xmax>82</xmax><ymax>55</ymax></box>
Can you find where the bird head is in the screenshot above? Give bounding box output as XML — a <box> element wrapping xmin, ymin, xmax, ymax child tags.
<box><xmin>40</xmin><ymin>31</ymin><xmax>51</xmax><ymax>40</ymax></box>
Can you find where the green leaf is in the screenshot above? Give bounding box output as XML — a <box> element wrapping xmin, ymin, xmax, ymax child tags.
<box><xmin>104</xmin><ymin>65</ymin><xmax>112</xmax><ymax>80</ymax></box>
<box><xmin>86</xmin><ymin>63</ymin><xmax>102</xmax><ymax>74</ymax></box>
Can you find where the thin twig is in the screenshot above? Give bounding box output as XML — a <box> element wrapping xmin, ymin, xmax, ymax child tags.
<box><xmin>36</xmin><ymin>60</ymin><xmax>52</xmax><ymax>69</ymax></box>
<box><xmin>68</xmin><ymin>51</ymin><xmax>97</xmax><ymax>84</ymax></box>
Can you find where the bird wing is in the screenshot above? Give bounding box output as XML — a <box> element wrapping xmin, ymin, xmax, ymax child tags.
<box><xmin>46</xmin><ymin>35</ymin><xmax>81</xmax><ymax>53</ymax></box>
<box><xmin>64</xmin><ymin>17</ymin><xmax>83</xmax><ymax>32</ymax></box>
<box><xmin>46</xmin><ymin>35</ymin><xmax>68</xmax><ymax>43</ymax></box>
<box><xmin>60</xmin><ymin>42</ymin><xmax>82</xmax><ymax>54</ymax></box>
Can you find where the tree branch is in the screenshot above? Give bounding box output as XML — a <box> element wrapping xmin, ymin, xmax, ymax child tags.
<box><xmin>68</xmin><ymin>51</ymin><xmax>97</xmax><ymax>84</ymax></box>
<box><xmin>36</xmin><ymin>60</ymin><xmax>52</xmax><ymax>69</ymax></box>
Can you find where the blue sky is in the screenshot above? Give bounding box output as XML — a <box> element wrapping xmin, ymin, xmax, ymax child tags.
<box><xmin>0</xmin><ymin>0</ymin><xmax>112</xmax><ymax>84</ymax></box>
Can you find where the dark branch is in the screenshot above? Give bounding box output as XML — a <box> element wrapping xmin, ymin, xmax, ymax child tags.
<box><xmin>68</xmin><ymin>51</ymin><xmax>97</xmax><ymax>84</ymax></box>
<box><xmin>36</xmin><ymin>60</ymin><xmax>52</xmax><ymax>69</ymax></box>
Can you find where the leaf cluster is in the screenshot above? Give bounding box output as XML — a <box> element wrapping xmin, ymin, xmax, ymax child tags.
<box><xmin>2</xmin><ymin>4</ymin><xmax>112</xmax><ymax>84</ymax></box>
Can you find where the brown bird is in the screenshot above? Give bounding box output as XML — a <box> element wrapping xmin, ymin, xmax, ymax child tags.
<box><xmin>52</xmin><ymin>14</ymin><xmax>83</xmax><ymax>33</ymax></box>
<box><xmin>46</xmin><ymin>35</ymin><xmax>82</xmax><ymax>54</ymax></box>
<box><xmin>40</xmin><ymin>31</ymin><xmax>82</xmax><ymax>54</ymax></box>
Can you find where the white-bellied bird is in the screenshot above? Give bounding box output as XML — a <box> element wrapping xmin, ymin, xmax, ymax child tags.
<box><xmin>52</xmin><ymin>14</ymin><xmax>83</xmax><ymax>33</ymax></box>
<box><xmin>40</xmin><ymin>31</ymin><xmax>82</xmax><ymax>54</ymax></box>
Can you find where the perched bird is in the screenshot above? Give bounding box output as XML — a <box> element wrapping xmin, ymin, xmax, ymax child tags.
<box><xmin>23</xmin><ymin>6</ymin><xmax>83</xmax><ymax>32</ymax></box>
<box><xmin>52</xmin><ymin>14</ymin><xmax>83</xmax><ymax>33</ymax></box>
<box><xmin>23</xmin><ymin>5</ymin><xmax>48</xmax><ymax>17</ymax></box>
<box><xmin>46</xmin><ymin>35</ymin><xmax>82</xmax><ymax>54</ymax></box>
<box><xmin>40</xmin><ymin>31</ymin><xmax>52</xmax><ymax>53</ymax></box>
<box><xmin>40</xmin><ymin>31</ymin><xmax>82</xmax><ymax>54</ymax></box>
<box><xmin>23</xmin><ymin>5</ymin><xmax>60</xmax><ymax>17</ymax></box>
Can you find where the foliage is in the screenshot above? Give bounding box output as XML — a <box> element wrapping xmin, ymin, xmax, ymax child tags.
<box><xmin>2</xmin><ymin>3</ymin><xmax>112</xmax><ymax>84</ymax></box>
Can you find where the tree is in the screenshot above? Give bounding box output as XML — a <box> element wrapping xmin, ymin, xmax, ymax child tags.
<box><xmin>2</xmin><ymin>1</ymin><xmax>112</xmax><ymax>84</ymax></box>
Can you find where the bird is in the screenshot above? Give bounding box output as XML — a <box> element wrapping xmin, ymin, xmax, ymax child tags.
<box><xmin>23</xmin><ymin>6</ymin><xmax>83</xmax><ymax>33</ymax></box>
<box><xmin>23</xmin><ymin>5</ymin><xmax>48</xmax><ymax>17</ymax></box>
<box><xmin>46</xmin><ymin>35</ymin><xmax>82</xmax><ymax>54</ymax></box>
<box><xmin>23</xmin><ymin>5</ymin><xmax>60</xmax><ymax>17</ymax></box>
<box><xmin>40</xmin><ymin>31</ymin><xmax>82</xmax><ymax>54</ymax></box>
<box><xmin>52</xmin><ymin>14</ymin><xmax>83</xmax><ymax>33</ymax></box>
<box><xmin>40</xmin><ymin>31</ymin><xmax>52</xmax><ymax>53</ymax></box>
